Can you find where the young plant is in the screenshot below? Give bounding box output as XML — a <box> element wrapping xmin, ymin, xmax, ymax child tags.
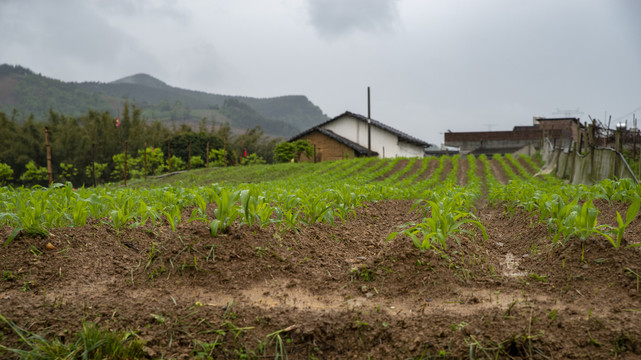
<box><xmin>557</xmin><ymin>200</ymin><xmax>610</xmax><ymax>244</ymax></box>
<box><xmin>388</xmin><ymin>192</ymin><xmax>487</xmax><ymax>251</ymax></box>
<box><xmin>602</xmin><ymin>198</ymin><xmax>641</xmax><ymax>248</ymax></box>
<box><xmin>209</xmin><ymin>187</ymin><xmax>241</xmax><ymax>237</ymax></box>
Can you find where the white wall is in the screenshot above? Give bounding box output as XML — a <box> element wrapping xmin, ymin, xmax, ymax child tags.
<box><xmin>322</xmin><ymin>115</ymin><xmax>424</xmax><ymax>158</ymax></box>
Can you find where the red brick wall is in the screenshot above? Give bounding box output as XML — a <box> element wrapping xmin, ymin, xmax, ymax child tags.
<box><xmin>298</xmin><ymin>132</ymin><xmax>356</xmax><ymax>162</ymax></box>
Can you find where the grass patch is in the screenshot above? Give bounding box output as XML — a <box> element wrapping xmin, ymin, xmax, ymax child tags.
<box><xmin>0</xmin><ymin>314</ymin><xmax>144</xmax><ymax>359</ymax></box>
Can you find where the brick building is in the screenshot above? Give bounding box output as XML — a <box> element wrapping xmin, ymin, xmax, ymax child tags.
<box><xmin>444</xmin><ymin>117</ymin><xmax>581</xmax><ymax>154</ymax></box>
<box><xmin>289</xmin><ymin>111</ymin><xmax>431</xmax><ymax>161</ymax></box>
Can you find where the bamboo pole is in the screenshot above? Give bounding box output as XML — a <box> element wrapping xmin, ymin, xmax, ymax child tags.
<box><xmin>143</xmin><ymin>142</ymin><xmax>148</xmax><ymax>178</ymax></box>
<box><xmin>167</xmin><ymin>137</ymin><xmax>172</xmax><ymax>173</ymax></box>
<box><xmin>44</xmin><ymin>127</ymin><xmax>53</xmax><ymax>186</ymax></box>
<box><xmin>206</xmin><ymin>140</ymin><xmax>210</xmax><ymax>168</ymax></box>
<box><xmin>124</xmin><ymin>141</ymin><xmax>128</xmax><ymax>186</ymax></box>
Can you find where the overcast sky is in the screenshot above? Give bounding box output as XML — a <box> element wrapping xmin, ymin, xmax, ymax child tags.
<box><xmin>2</xmin><ymin>0</ymin><xmax>640</xmax><ymax>146</ymax></box>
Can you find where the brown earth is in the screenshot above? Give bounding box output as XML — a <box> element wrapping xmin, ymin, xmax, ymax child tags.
<box><xmin>2</xmin><ymin>165</ymin><xmax>641</xmax><ymax>359</ymax></box>
<box><xmin>398</xmin><ymin>160</ymin><xmax>423</xmax><ymax>182</ymax></box>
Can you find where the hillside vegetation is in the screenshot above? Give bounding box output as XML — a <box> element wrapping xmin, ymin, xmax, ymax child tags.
<box><xmin>0</xmin><ymin>64</ymin><xmax>327</xmax><ymax>136</ymax></box>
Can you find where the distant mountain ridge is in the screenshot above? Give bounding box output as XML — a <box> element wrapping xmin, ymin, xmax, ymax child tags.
<box><xmin>0</xmin><ymin>64</ymin><xmax>327</xmax><ymax>137</ymax></box>
<box><xmin>110</xmin><ymin>73</ymin><xmax>169</xmax><ymax>89</ymax></box>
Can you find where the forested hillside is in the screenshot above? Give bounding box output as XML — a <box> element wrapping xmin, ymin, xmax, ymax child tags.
<box><xmin>0</xmin><ymin>64</ymin><xmax>327</xmax><ymax>136</ymax></box>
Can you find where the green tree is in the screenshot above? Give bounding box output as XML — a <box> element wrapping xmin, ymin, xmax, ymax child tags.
<box><xmin>190</xmin><ymin>155</ymin><xmax>205</xmax><ymax>169</ymax></box>
<box><xmin>137</xmin><ymin>147</ymin><xmax>165</xmax><ymax>176</ymax></box>
<box><xmin>274</xmin><ymin>140</ymin><xmax>313</xmax><ymax>163</ymax></box>
<box><xmin>84</xmin><ymin>162</ymin><xmax>108</xmax><ymax>184</ymax></box>
<box><xmin>58</xmin><ymin>162</ymin><xmax>78</xmax><ymax>183</ymax></box>
<box><xmin>111</xmin><ymin>152</ymin><xmax>141</xmax><ymax>180</ymax></box>
<box><xmin>169</xmin><ymin>156</ymin><xmax>186</xmax><ymax>171</ymax></box>
<box><xmin>208</xmin><ymin>149</ymin><xmax>228</xmax><ymax>167</ymax></box>
<box><xmin>241</xmin><ymin>153</ymin><xmax>266</xmax><ymax>166</ymax></box>
<box><xmin>0</xmin><ymin>162</ymin><xmax>14</xmax><ymax>186</ymax></box>
<box><xmin>20</xmin><ymin>161</ymin><xmax>48</xmax><ymax>186</ymax></box>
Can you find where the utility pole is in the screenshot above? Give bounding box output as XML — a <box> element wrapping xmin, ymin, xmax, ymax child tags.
<box><xmin>367</xmin><ymin>87</ymin><xmax>371</xmax><ymax>156</ymax></box>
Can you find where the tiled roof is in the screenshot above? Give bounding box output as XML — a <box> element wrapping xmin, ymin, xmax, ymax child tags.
<box><xmin>290</xmin><ymin>111</ymin><xmax>431</xmax><ymax>148</ymax></box>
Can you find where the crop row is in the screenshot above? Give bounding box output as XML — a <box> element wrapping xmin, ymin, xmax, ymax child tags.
<box><xmin>2</xmin><ymin>155</ymin><xmax>641</xmax><ymax>250</ymax></box>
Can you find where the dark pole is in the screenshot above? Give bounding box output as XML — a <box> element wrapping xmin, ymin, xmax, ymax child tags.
<box><xmin>143</xmin><ymin>142</ymin><xmax>148</xmax><ymax>178</ymax></box>
<box><xmin>206</xmin><ymin>140</ymin><xmax>210</xmax><ymax>168</ymax></box>
<box><xmin>188</xmin><ymin>140</ymin><xmax>192</xmax><ymax>170</ymax></box>
<box><xmin>124</xmin><ymin>141</ymin><xmax>128</xmax><ymax>186</ymax></box>
<box><xmin>92</xmin><ymin>144</ymin><xmax>96</xmax><ymax>187</ymax></box>
<box><xmin>367</xmin><ymin>86</ymin><xmax>371</xmax><ymax>156</ymax></box>
<box><xmin>167</xmin><ymin>137</ymin><xmax>172</xmax><ymax>173</ymax></box>
<box><xmin>45</xmin><ymin>127</ymin><xmax>53</xmax><ymax>186</ymax></box>
<box><xmin>633</xmin><ymin>114</ymin><xmax>637</xmax><ymax>160</ymax></box>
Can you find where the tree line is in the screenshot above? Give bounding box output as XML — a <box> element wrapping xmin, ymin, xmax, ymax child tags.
<box><xmin>0</xmin><ymin>103</ymin><xmax>285</xmax><ymax>187</ymax></box>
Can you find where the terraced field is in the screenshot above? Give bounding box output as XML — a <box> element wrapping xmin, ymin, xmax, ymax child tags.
<box><xmin>1</xmin><ymin>154</ymin><xmax>641</xmax><ymax>359</ymax></box>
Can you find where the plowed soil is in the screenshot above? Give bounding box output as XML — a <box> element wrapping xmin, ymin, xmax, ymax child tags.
<box><xmin>2</xmin><ymin>159</ymin><xmax>641</xmax><ymax>359</ymax></box>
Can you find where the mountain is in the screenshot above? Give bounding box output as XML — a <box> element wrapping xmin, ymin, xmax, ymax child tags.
<box><xmin>0</xmin><ymin>64</ymin><xmax>327</xmax><ymax>137</ymax></box>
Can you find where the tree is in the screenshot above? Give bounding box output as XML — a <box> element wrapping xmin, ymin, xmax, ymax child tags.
<box><xmin>0</xmin><ymin>162</ymin><xmax>14</xmax><ymax>186</ymax></box>
<box><xmin>84</xmin><ymin>162</ymin><xmax>108</xmax><ymax>184</ymax></box>
<box><xmin>58</xmin><ymin>162</ymin><xmax>78</xmax><ymax>183</ymax></box>
<box><xmin>241</xmin><ymin>153</ymin><xmax>266</xmax><ymax>166</ymax></box>
<box><xmin>137</xmin><ymin>147</ymin><xmax>165</xmax><ymax>176</ymax></box>
<box><xmin>208</xmin><ymin>149</ymin><xmax>228</xmax><ymax>167</ymax></box>
<box><xmin>274</xmin><ymin>140</ymin><xmax>313</xmax><ymax>163</ymax></box>
<box><xmin>169</xmin><ymin>156</ymin><xmax>186</xmax><ymax>171</ymax></box>
<box><xmin>20</xmin><ymin>161</ymin><xmax>48</xmax><ymax>186</ymax></box>
<box><xmin>111</xmin><ymin>152</ymin><xmax>141</xmax><ymax>180</ymax></box>
<box><xmin>190</xmin><ymin>155</ymin><xmax>205</xmax><ymax>169</ymax></box>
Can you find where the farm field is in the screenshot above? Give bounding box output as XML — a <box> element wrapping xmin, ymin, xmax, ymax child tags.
<box><xmin>1</xmin><ymin>154</ymin><xmax>641</xmax><ymax>359</ymax></box>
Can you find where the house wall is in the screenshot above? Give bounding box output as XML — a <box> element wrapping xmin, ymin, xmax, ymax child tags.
<box><xmin>298</xmin><ymin>132</ymin><xmax>356</xmax><ymax>162</ymax></box>
<box><xmin>444</xmin><ymin>129</ymin><xmax>565</xmax><ymax>153</ymax></box>
<box><xmin>537</xmin><ymin>119</ymin><xmax>580</xmax><ymax>142</ymax></box>
<box><xmin>322</xmin><ymin>115</ymin><xmax>423</xmax><ymax>158</ymax></box>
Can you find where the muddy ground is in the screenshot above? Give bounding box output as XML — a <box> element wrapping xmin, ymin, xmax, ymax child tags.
<box><xmin>1</xmin><ymin>159</ymin><xmax>641</xmax><ymax>359</ymax></box>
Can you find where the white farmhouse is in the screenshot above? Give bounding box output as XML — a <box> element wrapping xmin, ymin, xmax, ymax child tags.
<box><xmin>289</xmin><ymin>111</ymin><xmax>430</xmax><ymax>161</ymax></box>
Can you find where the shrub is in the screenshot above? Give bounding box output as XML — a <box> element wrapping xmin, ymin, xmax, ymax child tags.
<box><xmin>0</xmin><ymin>162</ymin><xmax>14</xmax><ymax>185</ymax></box>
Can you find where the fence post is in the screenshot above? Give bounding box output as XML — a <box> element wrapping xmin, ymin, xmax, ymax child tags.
<box><xmin>124</xmin><ymin>141</ymin><xmax>128</xmax><ymax>186</ymax></box>
<box><xmin>206</xmin><ymin>141</ymin><xmax>210</xmax><ymax>168</ymax></box>
<box><xmin>92</xmin><ymin>143</ymin><xmax>96</xmax><ymax>187</ymax></box>
<box><xmin>44</xmin><ymin>127</ymin><xmax>53</xmax><ymax>186</ymax></box>
<box><xmin>167</xmin><ymin>137</ymin><xmax>172</xmax><ymax>173</ymax></box>
<box><xmin>615</xmin><ymin>128</ymin><xmax>622</xmax><ymax>178</ymax></box>
<box><xmin>588</xmin><ymin>122</ymin><xmax>596</xmax><ymax>182</ymax></box>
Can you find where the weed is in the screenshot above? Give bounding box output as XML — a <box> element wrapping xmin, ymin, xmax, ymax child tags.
<box><xmin>1</xmin><ymin>270</ymin><xmax>14</xmax><ymax>281</ymax></box>
<box><xmin>529</xmin><ymin>273</ymin><xmax>548</xmax><ymax>282</ymax></box>
<box><xmin>192</xmin><ymin>338</ymin><xmax>222</xmax><ymax>359</ymax></box>
<box><xmin>0</xmin><ymin>314</ymin><xmax>144</xmax><ymax>359</ymax></box>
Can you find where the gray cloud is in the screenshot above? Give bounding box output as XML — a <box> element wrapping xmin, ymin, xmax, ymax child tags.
<box><xmin>0</xmin><ymin>0</ymin><xmax>161</xmax><ymax>82</ymax></box>
<box><xmin>307</xmin><ymin>0</ymin><xmax>400</xmax><ymax>38</ymax></box>
<box><xmin>1</xmin><ymin>0</ymin><xmax>640</xmax><ymax>146</ymax></box>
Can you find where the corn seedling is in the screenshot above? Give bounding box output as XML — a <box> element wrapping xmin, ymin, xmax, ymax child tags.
<box><xmin>601</xmin><ymin>198</ymin><xmax>641</xmax><ymax>248</ymax></box>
